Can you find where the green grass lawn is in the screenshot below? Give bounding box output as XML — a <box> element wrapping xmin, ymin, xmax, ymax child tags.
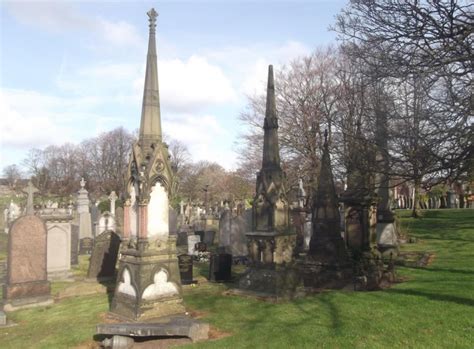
<box><xmin>0</xmin><ymin>209</ymin><xmax>473</xmax><ymax>348</ymax></box>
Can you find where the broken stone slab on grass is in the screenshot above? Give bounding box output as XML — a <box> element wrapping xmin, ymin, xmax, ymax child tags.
<box><xmin>96</xmin><ymin>315</ymin><xmax>209</xmax><ymax>346</ymax></box>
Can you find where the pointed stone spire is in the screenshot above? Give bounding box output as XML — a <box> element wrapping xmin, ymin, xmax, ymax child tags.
<box><xmin>309</xmin><ymin>130</ymin><xmax>348</xmax><ymax>262</ymax></box>
<box><xmin>262</xmin><ymin>65</ymin><xmax>281</xmax><ymax>170</ymax></box>
<box><xmin>139</xmin><ymin>8</ymin><xmax>161</xmax><ymax>148</ymax></box>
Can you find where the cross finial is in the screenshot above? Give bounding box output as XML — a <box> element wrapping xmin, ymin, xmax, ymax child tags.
<box><xmin>147</xmin><ymin>8</ymin><xmax>158</xmax><ymax>31</ymax></box>
<box><xmin>80</xmin><ymin>177</ymin><xmax>86</xmax><ymax>188</ymax></box>
<box><xmin>23</xmin><ymin>180</ymin><xmax>39</xmax><ymax>215</ymax></box>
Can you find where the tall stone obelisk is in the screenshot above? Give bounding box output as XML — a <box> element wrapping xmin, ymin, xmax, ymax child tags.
<box><xmin>239</xmin><ymin>66</ymin><xmax>297</xmax><ymax>298</ymax></box>
<box><xmin>110</xmin><ymin>8</ymin><xmax>183</xmax><ymax>321</ymax></box>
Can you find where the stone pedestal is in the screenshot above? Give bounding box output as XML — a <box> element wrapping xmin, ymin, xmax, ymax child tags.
<box><xmin>298</xmin><ymin>258</ymin><xmax>353</xmax><ymax>289</ymax></box>
<box><xmin>238</xmin><ymin>231</ymin><xmax>298</xmax><ymax>297</ymax></box>
<box><xmin>111</xmin><ymin>236</ymin><xmax>185</xmax><ymax>321</ymax></box>
<box><xmin>376</xmin><ymin>210</ymin><xmax>399</xmax><ymax>253</ymax></box>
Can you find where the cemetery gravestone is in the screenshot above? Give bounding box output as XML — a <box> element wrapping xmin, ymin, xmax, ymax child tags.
<box><xmin>80</xmin><ymin>237</ymin><xmax>93</xmax><ymax>255</ymax></box>
<box><xmin>178</xmin><ymin>254</ymin><xmax>193</xmax><ymax>285</ymax></box>
<box><xmin>187</xmin><ymin>235</ymin><xmax>201</xmax><ymax>255</ymax></box>
<box><xmin>209</xmin><ymin>253</ymin><xmax>232</xmax><ymax>282</ymax></box>
<box><xmin>3</xmin><ymin>215</ymin><xmax>52</xmax><ymax>310</ymax></box>
<box><xmin>176</xmin><ymin>232</ymin><xmax>188</xmax><ymax>246</ymax></box>
<box><xmin>194</xmin><ymin>231</ymin><xmax>205</xmax><ymax>242</ymax></box>
<box><xmin>46</xmin><ymin>222</ymin><xmax>72</xmax><ymax>280</ymax></box>
<box><xmin>87</xmin><ymin>231</ymin><xmax>121</xmax><ymax>280</ymax></box>
<box><xmin>71</xmin><ymin>224</ymin><xmax>79</xmax><ymax>265</ymax></box>
<box><xmin>203</xmin><ymin>231</ymin><xmax>216</xmax><ymax>245</ymax></box>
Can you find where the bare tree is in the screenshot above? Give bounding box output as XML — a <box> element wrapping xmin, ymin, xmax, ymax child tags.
<box><xmin>2</xmin><ymin>164</ymin><xmax>23</xmax><ymax>190</ymax></box>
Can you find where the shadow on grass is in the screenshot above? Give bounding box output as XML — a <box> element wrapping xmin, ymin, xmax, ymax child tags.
<box><xmin>386</xmin><ymin>288</ymin><xmax>474</xmax><ymax>307</ymax></box>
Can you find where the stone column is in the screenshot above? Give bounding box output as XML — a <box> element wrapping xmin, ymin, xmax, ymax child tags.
<box><xmin>138</xmin><ymin>204</ymin><xmax>148</xmax><ymax>239</ymax></box>
<box><xmin>123</xmin><ymin>200</ymin><xmax>131</xmax><ymax>240</ymax></box>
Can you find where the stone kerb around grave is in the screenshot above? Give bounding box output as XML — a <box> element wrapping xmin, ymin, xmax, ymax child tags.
<box><xmin>3</xmin><ymin>215</ymin><xmax>53</xmax><ymax>311</ymax></box>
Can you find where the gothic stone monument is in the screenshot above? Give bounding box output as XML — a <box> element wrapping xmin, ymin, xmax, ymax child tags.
<box><xmin>301</xmin><ymin>131</ymin><xmax>352</xmax><ymax>289</ymax></box>
<box><xmin>110</xmin><ymin>9</ymin><xmax>184</xmax><ymax>321</ymax></box>
<box><xmin>239</xmin><ymin>65</ymin><xmax>298</xmax><ymax>298</ymax></box>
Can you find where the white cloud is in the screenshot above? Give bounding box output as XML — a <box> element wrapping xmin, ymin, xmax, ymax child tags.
<box><xmin>0</xmin><ymin>88</ymin><xmax>106</xmax><ymax>150</ymax></box>
<box><xmin>201</xmin><ymin>40</ymin><xmax>311</xmax><ymax>96</ymax></box>
<box><xmin>163</xmin><ymin>113</ymin><xmax>236</xmax><ymax>169</ymax></box>
<box><xmin>5</xmin><ymin>1</ymin><xmax>142</xmax><ymax>47</ymax></box>
<box><xmin>56</xmin><ymin>55</ymin><xmax>237</xmax><ymax>113</ymax></box>
<box><xmin>159</xmin><ymin>56</ymin><xmax>237</xmax><ymax>112</ymax></box>
<box><xmin>0</xmin><ymin>91</ymin><xmax>72</xmax><ymax>149</ymax></box>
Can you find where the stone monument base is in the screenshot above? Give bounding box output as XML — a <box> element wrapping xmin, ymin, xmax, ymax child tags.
<box><xmin>110</xmin><ymin>237</ymin><xmax>185</xmax><ymax>322</ymax></box>
<box><xmin>3</xmin><ymin>297</ymin><xmax>54</xmax><ymax>312</ymax></box>
<box><xmin>238</xmin><ymin>264</ymin><xmax>300</xmax><ymax>299</ymax></box>
<box><xmin>48</xmin><ymin>270</ymin><xmax>74</xmax><ymax>281</ymax></box>
<box><xmin>376</xmin><ymin>210</ymin><xmax>399</xmax><ymax>253</ymax></box>
<box><xmin>297</xmin><ymin>256</ymin><xmax>353</xmax><ymax>290</ymax></box>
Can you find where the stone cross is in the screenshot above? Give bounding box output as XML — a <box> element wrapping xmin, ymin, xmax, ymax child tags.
<box><xmin>22</xmin><ymin>181</ymin><xmax>39</xmax><ymax>215</ymax></box>
<box><xmin>180</xmin><ymin>200</ymin><xmax>184</xmax><ymax>215</ymax></box>
<box><xmin>109</xmin><ymin>191</ymin><xmax>118</xmax><ymax>216</ymax></box>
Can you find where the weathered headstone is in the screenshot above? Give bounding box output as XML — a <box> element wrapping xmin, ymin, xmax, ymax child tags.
<box><xmin>187</xmin><ymin>235</ymin><xmax>200</xmax><ymax>255</ymax></box>
<box><xmin>80</xmin><ymin>237</ymin><xmax>93</xmax><ymax>255</ymax></box>
<box><xmin>229</xmin><ymin>209</ymin><xmax>251</xmax><ymax>256</ymax></box>
<box><xmin>46</xmin><ymin>222</ymin><xmax>72</xmax><ymax>280</ymax></box>
<box><xmin>71</xmin><ymin>224</ymin><xmax>79</xmax><ymax>265</ymax></box>
<box><xmin>169</xmin><ymin>208</ymin><xmax>178</xmax><ymax>235</ymax></box>
<box><xmin>176</xmin><ymin>231</ymin><xmax>188</xmax><ymax>246</ymax></box>
<box><xmin>3</xmin><ymin>215</ymin><xmax>52</xmax><ymax>310</ymax></box>
<box><xmin>178</xmin><ymin>254</ymin><xmax>193</xmax><ymax>285</ymax></box>
<box><xmin>194</xmin><ymin>231</ymin><xmax>205</xmax><ymax>242</ymax></box>
<box><xmin>209</xmin><ymin>253</ymin><xmax>232</xmax><ymax>282</ymax></box>
<box><xmin>218</xmin><ymin>209</ymin><xmax>231</xmax><ymax>248</ymax></box>
<box><xmin>203</xmin><ymin>231</ymin><xmax>216</xmax><ymax>245</ymax></box>
<box><xmin>98</xmin><ymin>212</ymin><xmax>115</xmax><ymax>235</ymax></box>
<box><xmin>87</xmin><ymin>231</ymin><xmax>121</xmax><ymax>280</ymax></box>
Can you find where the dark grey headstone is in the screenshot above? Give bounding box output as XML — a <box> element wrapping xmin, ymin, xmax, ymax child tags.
<box><xmin>79</xmin><ymin>237</ymin><xmax>93</xmax><ymax>255</ymax></box>
<box><xmin>178</xmin><ymin>254</ymin><xmax>193</xmax><ymax>285</ymax></box>
<box><xmin>203</xmin><ymin>231</ymin><xmax>216</xmax><ymax>245</ymax></box>
<box><xmin>87</xmin><ymin>231</ymin><xmax>121</xmax><ymax>279</ymax></box>
<box><xmin>194</xmin><ymin>231</ymin><xmax>205</xmax><ymax>242</ymax></box>
<box><xmin>176</xmin><ymin>232</ymin><xmax>188</xmax><ymax>246</ymax></box>
<box><xmin>209</xmin><ymin>253</ymin><xmax>232</xmax><ymax>282</ymax></box>
<box><xmin>70</xmin><ymin>224</ymin><xmax>79</xmax><ymax>265</ymax></box>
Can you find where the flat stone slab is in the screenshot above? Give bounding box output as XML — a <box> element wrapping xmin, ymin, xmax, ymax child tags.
<box><xmin>96</xmin><ymin>315</ymin><xmax>209</xmax><ymax>343</ymax></box>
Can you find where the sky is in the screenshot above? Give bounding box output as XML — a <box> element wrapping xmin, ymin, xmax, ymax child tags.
<box><xmin>0</xmin><ymin>0</ymin><xmax>348</xmax><ymax>173</ymax></box>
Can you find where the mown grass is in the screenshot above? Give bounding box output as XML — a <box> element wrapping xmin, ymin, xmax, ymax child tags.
<box><xmin>0</xmin><ymin>209</ymin><xmax>472</xmax><ymax>348</ymax></box>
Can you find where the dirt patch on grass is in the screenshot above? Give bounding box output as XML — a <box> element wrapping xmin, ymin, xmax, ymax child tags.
<box><xmin>208</xmin><ymin>325</ymin><xmax>232</xmax><ymax>340</ymax></box>
<box><xmin>396</xmin><ymin>251</ymin><xmax>435</xmax><ymax>268</ymax></box>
